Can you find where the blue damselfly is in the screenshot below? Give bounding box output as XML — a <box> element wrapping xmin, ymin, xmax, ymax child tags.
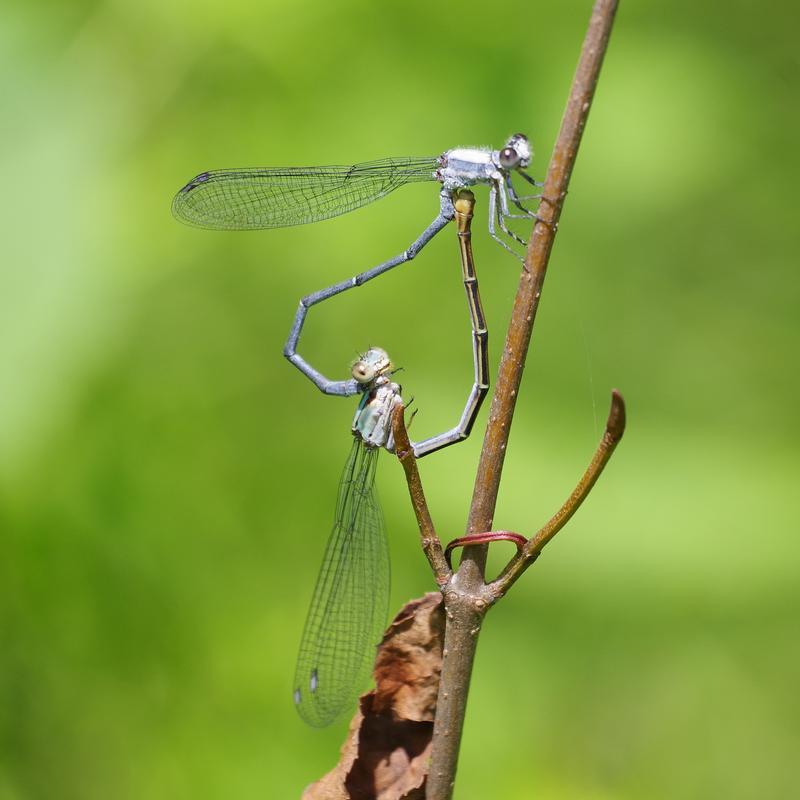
<box><xmin>172</xmin><ymin>136</ymin><xmax>536</xmax><ymax>725</ymax></box>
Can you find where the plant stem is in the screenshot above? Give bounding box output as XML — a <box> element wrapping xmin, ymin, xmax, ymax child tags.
<box><xmin>489</xmin><ymin>390</ymin><xmax>626</xmax><ymax>600</ymax></box>
<box><xmin>426</xmin><ymin>2</ymin><xmax>620</xmax><ymax>797</ymax></box>
<box><xmin>393</xmin><ymin>404</ymin><xmax>451</xmax><ymax>588</ymax></box>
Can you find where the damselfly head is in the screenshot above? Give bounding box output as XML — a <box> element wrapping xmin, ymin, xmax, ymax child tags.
<box><xmin>351</xmin><ymin>347</ymin><xmax>393</xmax><ymax>384</ymax></box>
<box><xmin>498</xmin><ymin>133</ymin><xmax>532</xmax><ymax>170</ymax></box>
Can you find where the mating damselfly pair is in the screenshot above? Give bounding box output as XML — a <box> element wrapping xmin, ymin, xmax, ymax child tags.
<box><xmin>173</xmin><ymin>134</ymin><xmax>538</xmax><ymax>726</ymax></box>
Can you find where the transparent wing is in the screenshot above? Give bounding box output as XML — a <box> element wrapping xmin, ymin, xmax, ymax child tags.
<box><xmin>293</xmin><ymin>439</ymin><xmax>390</xmax><ymax>727</ymax></box>
<box><xmin>172</xmin><ymin>157</ymin><xmax>440</xmax><ymax>230</ymax></box>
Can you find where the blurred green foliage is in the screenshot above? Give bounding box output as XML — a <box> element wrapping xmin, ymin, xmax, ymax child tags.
<box><xmin>1</xmin><ymin>1</ymin><xmax>798</xmax><ymax>798</ymax></box>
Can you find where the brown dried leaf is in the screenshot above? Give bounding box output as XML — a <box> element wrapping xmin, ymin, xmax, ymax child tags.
<box><xmin>300</xmin><ymin>711</ymin><xmax>361</xmax><ymax>800</ymax></box>
<box><xmin>302</xmin><ymin>593</ymin><xmax>444</xmax><ymax>800</ymax></box>
<box><xmin>372</xmin><ymin>592</ymin><xmax>444</xmax><ymax>721</ymax></box>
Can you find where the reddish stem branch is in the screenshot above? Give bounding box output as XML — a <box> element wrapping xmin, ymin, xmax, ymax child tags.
<box><xmin>426</xmin><ymin>3</ymin><xmax>620</xmax><ymax>798</ymax></box>
<box><xmin>444</xmin><ymin>531</ymin><xmax>527</xmax><ymax>571</ymax></box>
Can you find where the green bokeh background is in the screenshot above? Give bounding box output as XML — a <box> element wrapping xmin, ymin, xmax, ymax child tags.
<box><xmin>2</xmin><ymin>1</ymin><xmax>798</xmax><ymax>798</ymax></box>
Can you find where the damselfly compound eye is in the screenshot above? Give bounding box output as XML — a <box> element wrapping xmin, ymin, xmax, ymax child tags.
<box><xmin>504</xmin><ymin>133</ymin><xmax>532</xmax><ymax>167</ymax></box>
<box><xmin>352</xmin><ymin>347</ymin><xmax>392</xmax><ymax>384</ymax></box>
<box><xmin>352</xmin><ymin>361</ymin><xmax>376</xmax><ymax>383</ymax></box>
<box><xmin>499</xmin><ymin>147</ymin><xmax>519</xmax><ymax>169</ymax></box>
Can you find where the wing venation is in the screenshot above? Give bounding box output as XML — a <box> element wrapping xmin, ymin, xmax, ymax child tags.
<box><xmin>292</xmin><ymin>440</ymin><xmax>390</xmax><ymax>727</ymax></box>
<box><xmin>172</xmin><ymin>157</ymin><xmax>439</xmax><ymax>230</ymax></box>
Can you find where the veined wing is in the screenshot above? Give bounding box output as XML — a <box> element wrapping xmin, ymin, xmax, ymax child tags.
<box><xmin>293</xmin><ymin>439</ymin><xmax>390</xmax><ymax>727</ymax></box>
<box><xmin>172</xmin><ymin>157</ymin><xmax>440</xmax><ymax>230</ymax></box>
